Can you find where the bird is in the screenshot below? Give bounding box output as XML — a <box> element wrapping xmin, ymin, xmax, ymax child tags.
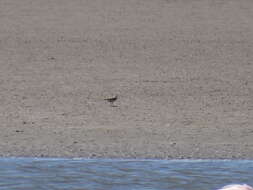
<box><xmin>217</xmin><ymin>184</ymin><xmax>253</xmax><ymax>190</ymax></box>
<box><xmin>104</xmin><ymin>95</ymin><xmax>118</xmax><ymax>104</ymax></box>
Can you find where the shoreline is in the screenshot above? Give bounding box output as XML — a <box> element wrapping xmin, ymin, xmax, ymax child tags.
<box><xmin>1</xmin><ymin>124</ymin><xmax>253</xmax><ymax>159</ymax></box>
<box><xmin>1</xmin><ymin>158</ymin><xmax>253</xmax><ymax>161</ymax></box>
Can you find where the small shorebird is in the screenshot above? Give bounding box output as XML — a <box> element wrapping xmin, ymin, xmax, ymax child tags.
<box><xmin>218</xmin><ymin>184</ymin><xmax>253</xmax><ymax>190</ymax></box>
<box><xmin>104</xmin><ymin>95</ymin><xmax>118</xmax><ymax>105</ymax></box>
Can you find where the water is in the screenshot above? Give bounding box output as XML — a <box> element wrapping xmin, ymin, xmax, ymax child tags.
<box><xmin>0</xmin><ymin>158</ymin><xmax>252</xmax><ymax>190</ymax></box>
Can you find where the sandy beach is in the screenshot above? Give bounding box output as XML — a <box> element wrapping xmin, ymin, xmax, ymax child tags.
<box><xmin>0</xmin><ymin>0</ymin><xmax>253</xmax><ymax>159</ymax></box>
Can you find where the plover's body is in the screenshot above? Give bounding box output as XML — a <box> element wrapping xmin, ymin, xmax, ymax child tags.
<box><xmin>104</xmin><ymin>95</ymin><xmax>118</xmax><ymax>104</ymax></box>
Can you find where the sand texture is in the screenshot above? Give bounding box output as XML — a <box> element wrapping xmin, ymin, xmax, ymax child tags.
<box><xmin>0</xmin><ymin>0</ymin><xmax>253</xmax><ymax>159</ymax></box>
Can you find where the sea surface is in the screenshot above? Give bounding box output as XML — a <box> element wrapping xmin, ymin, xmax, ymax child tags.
<box><xmin>0</xmin><ymin>158</ymin><xmax>252</xmax><ymax>190</ymax></box>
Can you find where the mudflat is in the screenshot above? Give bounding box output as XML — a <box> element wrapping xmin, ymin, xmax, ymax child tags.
<box><xmin>0</xmin><ymin>0</ymin><xmax>252</xmax><ymax>159</ymax></box>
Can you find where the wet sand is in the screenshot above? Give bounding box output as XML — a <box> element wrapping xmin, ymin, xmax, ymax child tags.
<box><xmin>0</xmin><ymin>0</ymin><xmax>253</xmax><ymax>159</ymax></box>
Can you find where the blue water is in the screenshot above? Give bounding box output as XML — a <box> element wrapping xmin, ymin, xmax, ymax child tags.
<box><xmin>0</xmin><ymin>158</ymin><xmax>252</xmax><ymax>190</ymax></box>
